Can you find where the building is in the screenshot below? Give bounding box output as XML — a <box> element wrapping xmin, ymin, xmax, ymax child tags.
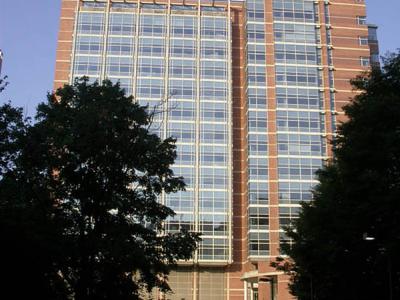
<box><xmin>54</xmin><ymin>0</ymin><xmax>376</xmax><ymax>299</ymax></box>
<box><xmin>368</xmin><ymin>24</ymin><xmax>380</xmax><ymax>66</ymax></box>
<box><xmin>0</xmin><ymin>50</ymin><xmax>3</xmax><ymax>75</ymax></box>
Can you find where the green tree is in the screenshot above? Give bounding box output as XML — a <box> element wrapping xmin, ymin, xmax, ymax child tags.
<box><xmin>275</xmin><ymin>52</ymin><xmax>400</xmax><ymax>300</ymax></box>
<box><xmin>0</xmin><ymin>78</ymin><xmax>200</xmax><ymax>299</ymax></box>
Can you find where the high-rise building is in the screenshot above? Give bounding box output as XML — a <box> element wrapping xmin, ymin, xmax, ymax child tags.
<box><xmin>54</xmin><ymin>0</ymin><xmax>376</xmax><ymax>299</ymax></box>
<box><xmin>0</xmin><ymin>50</ymin><xmax>3</xmax><ymax>75</ymax></box>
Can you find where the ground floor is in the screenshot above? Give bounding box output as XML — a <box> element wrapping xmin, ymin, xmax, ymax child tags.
<box><xmin>150</xmin><ymin>264</ymin><xmax>295</xmax><ymax>300</ymax></box>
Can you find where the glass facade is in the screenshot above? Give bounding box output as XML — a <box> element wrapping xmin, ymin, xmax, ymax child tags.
<box><xmin>67</xmin><ymin>0</ymin><xmax>370</xmax><ymax>270</ymax></box>
<box><xmin>72</xmin><ymin>0</ymin><xmax>327</xmax><ymax>262</ymax></box>
<box><xmin>71</xmin><ymin>1</ymin><xmax>233</xmax><ymax>263</ymax></box>
<box><xmin>245</xmin><ymin>0</ymin><xmax>327</xmax><ymax>258</ymax></box>
<box><xmin>272</xmin><ymin>0</ymin><xmax>326</xmax><ymax>248</ymax></box>
<box><xmin>246</xmin><ymin>0</ymin><xmax>270</xmax><ymax>258</ymax></box>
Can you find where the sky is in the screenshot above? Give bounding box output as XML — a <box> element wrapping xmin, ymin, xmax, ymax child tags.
<box><xmin>0</xmin><ymin>0</ymin><xmax>399</xmax><ymax>115</ymax></box>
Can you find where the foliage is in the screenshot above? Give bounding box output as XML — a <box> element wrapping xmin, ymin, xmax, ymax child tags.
<box><xmin>0</xmin><ymin>102</ymin><xmax>26</xmax><ymax>174</ymax></box>
<box><xmin>0</xmin><ymin>78</ymin><xmax>200</xmax><ymax>299</ymax></box>
<box><xmin>275</xmin><ymin>52</ymin><xmax>400</xmax><ymax>300</ymax></box>
<box><xmin>0</xmin><ymin>75</ymin><xmax>8</xmax><ymax>93</ymax></box>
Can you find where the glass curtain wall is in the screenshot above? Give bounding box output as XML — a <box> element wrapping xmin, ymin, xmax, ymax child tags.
<box><xmin>272</xmin><ymin>0</ymin><xmax>327</xmax><ymax>248</ymax></box>
<box><xmin>246</xmin><ymin>0</ymin><xmax>270</xmax><ymax>258</ymax></box>
<box><xmin>71</xmin><ymin>1</ymin><xmax>233</xmax><ymax>263</ymax></box>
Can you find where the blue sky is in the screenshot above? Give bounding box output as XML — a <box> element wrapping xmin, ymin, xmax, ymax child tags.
<box><xmin>0</xmin><ymin>0</ymin><xmax>399</xmax><ymax>115</ymax></box>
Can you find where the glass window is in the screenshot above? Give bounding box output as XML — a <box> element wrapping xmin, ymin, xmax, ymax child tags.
<box><xmin>139</xmin><ymin>38</ymin><xmax>165</xmax><ymax>56</ymax></box>
<box><xmin>107</xmin><ymin>36</ymin><xmax>134</xmax><ymax>56</ymax></box>
<box><xmin>360</xmin><ymin>57</ymin><xmax>370</xmax><ymax>67</ymax></box>
<box><xmin>78</xmin><ymin>12</ymin><xmax>104</xmax><ymax>35</ymax></box>
<box><xmin>248</xmin><ymin>66</ymin><xmax>266</xmax><ymax>86</ymax></box>
<box><xmin>277</xmin><ymin>110</ymin><xmax>324</xmax><ymax>133</ymax></box>
<box><xmin>140</xmin><ymin>14</ymin><xmax>165</xmax><ymax>36</ymax></box>
<box><xmin>136</xmin><ymin>78</ymin><xmax>163</xmax><ymax>98</ymax></box>
<box><xmin>277</xmin><ymin>133</ymin><xmax>325</xmax><ymax>156</ymax></box>
<box><xmin>170</xmin><ymin>60</ymin><xmax>196</xmax><ymax>78</ymax></box>
<box><xmin>275</xmin><ymin>44</ymin><xmax>318</xmax><ymax>65</ymax></box>
<box><xmin>357</xmin><ymin>16</ymin><xmax>367</xmax><ymax>25</ymax></box>
<box><xmin>200</xmin><ymin>167</ymin><xmax>228</xmax><ymax>189</ymax></box>
<box><xmin>201</xmin><ymin>102</ymin><xmax>227</xmax><ymax>122</ymax></box>
<box><xmin>111</xmin><ymin>3</ymin><xmax>136</xmax><ymax>9</ymax></box>
<box><xmin>359</xmin><ymin>36</ymin><xmax>369</xmax><ymax>46</ymax></box>
<box><xmin>247</xmin><ymin>0</ymin><xmax>265</xmax><ymax>21</ymax></box>
<box><xmin>249</xmin><ymin>232</ymin><xmax>269</xmax><ymax>257</ymax></box>
<box><xmin>170</xmin><ymin>39</ymin><xmax>195</xmax><ymax>58</ymax></box>
<box><xmin>201</xmin><ymin>17</ymin><xmax>227</xmax><ymax>39</ymax></box>
<box><xmin>201</xmin><ymin>60</ymin><xmax>227</xmax><ymax>80</ymax></box>
<box><xmin>76</xmin><ymin>36</ymin><xmax>103</xmax><ymax>54</ymax></box>
<box><xmin>201</xmin><ymin>81</ymin><xmax>227</xmax><ymax>100</ymax></box>
<box><xmin>166</xmin><ymin>213</ymin><xmax>194</xmax><ymax>232</ymax></box>
<box><xmin>249</xmin><ymin>207</ymin><xmax>269</xmax><ymax>230</ymax></box>
<box><xmin>274</xmin><ymin>23</ymin><xmax>318</xmax><ymax>44</ymax></box>
<box><xmin>200</xmin><ymin>214</ymin><xmax>227</xmax><ymax>236</ymax></box>
<box><xmin>248</xmin><ymin>44</ymin><xmax>266</xmax><ymax>64</ymax></box>
<box><xmin>249</xmin><ymin>181</ymin><xmax>269</xmax><ymax>205</ymax></box>
<box><xmin>169</xmin><ymin>80</ymin><xmax>196</xmax><ymax>99</ymax></box>
<box><xmin>249</xmin><ymin>133</ymin><xmax>268</xmax><ymax>155</ymax></box>
<box><xmin>109</xmin><ymin>13</ymin><xmax>135</xmax><ymax>36</ymax></box>
<box><xmin>106</xmin><ymin>56</ymin><xmax>133</xmax><ymax>76</ymax></box>
<box><xmin>200</xmin><ymin>123</ymin><xmax>227</xmax><ymax>143</ymax></box>
<box><xmin>249</xmin><ymin>157</ymin><xmax>268</xmax><ymax>180</ymax></box>
<box><xmin>279</xmin><ymin>181</ymin><xmax>314</xmax><ymax>204</ymax></box>
<box><xmin>201</xmin><ymin>40</ymin><xmax>226</xmax><ymax>59</ymax></box>
<box><xmin>171</xmin><ymin>15</ymin><xmax>196</xmax><ymax>38</ymax></box>
<box><xmin>248</xmin><ymin>88</ymin><xmax>267</xmax><ymax>109</ymax></box>
<box><xmin>276</xmin><ymin>65</ymin><xmax>320</xmax><ymax>87</ymax></box>
<box><xmin>249</xmin><ymin>111</ymin><xmax>268</xmax><ymax>132</ymax></box>
<box><xmin>276</xmin><ymin>87</ymin><xmax>322</xmax><ymax>109</ymax></box>
<box><xmin>74</xmin><ymin>55</ymin><xmax>101</xmax><ymax>75</ymax></box>
<box><xmin>169</xmin><ymin>101</ymin><xmax>195</xmax><ymax>121</ymax></box>
<box><xmin>278</xmin><ymin>157</ymin><xmax>323</xmax><ymax>180</ymax></box>
<box><xmin>273</xmin><ymin>0</ymin><xmax>315</xmax><ymax>23</ymax></box>
<box><xmin>200</xmin><ymin>145</ymin><xmax>227</xmax><ymax>166</ymax></box>
<box><xmin>168</xmin><ymin>122</ymin><xmax>195</xmax><ymax>142</ymax></box>
<box><xmin>138</xmin><ymin>57</ymin><xmax>164</xmax><ymax>77</ymax></box>
<box><xmin>200</xmin><ymin>191</ymin><xmax>228</xmax><ymax>213</ymax></box>
<box><xmin>247</xmin><ymin>23</ymin><xmax>265</xmax><ymax>42</ymax></box>
<box><xmin>82</xmin><ymin>1</ymin><xmax>106</xmax><ymax>8</ymax></box>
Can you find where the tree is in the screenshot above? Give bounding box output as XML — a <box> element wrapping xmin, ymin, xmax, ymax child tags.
<box><xmin>0</xmin><ymin>102</ymin><xmax>69</xmax><ymax>298</ymax></box>
<box><xmin>0</xmin><ymin>78</ymin><xmax>200</xmax><ymax>299</ymax></box>
<box><xmin>0</xmin><ymin>75</ymin><xmax>8</xmax><ymax>93</ymax></box>
<box><xmin>276</xmin><ymin>52</ymin><xmax>400</xmax><ymax>300</ymax></box>
<box><xmin>0</xmin><ymin>102</ymin><xmax>26</xmax><ymax>174</ymax></box>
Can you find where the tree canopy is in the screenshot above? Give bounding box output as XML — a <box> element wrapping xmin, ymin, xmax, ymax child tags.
<box><xmin>276</xmin><ymin>52</ymin><xmax>400</xmax><ymax>300</ymax></box>
<box><xmin>0</xmin><ymin>76</ymin><xmax>8</xmax><ymax>93</ymax></box>
<box><xmin>0</xmin><ymin>78</ymin><xmax>200</xmax><ymax>299</ymax></box>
